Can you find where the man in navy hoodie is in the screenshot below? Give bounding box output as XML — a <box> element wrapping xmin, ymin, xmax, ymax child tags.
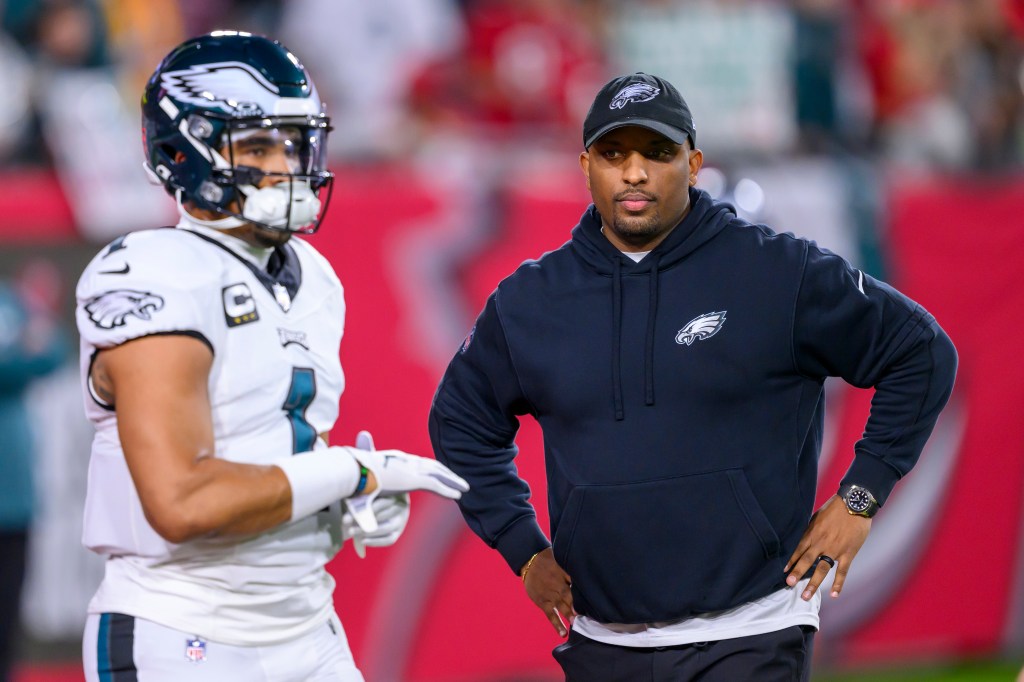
<box><xmin>429</xmin><ymin>72</ymin><xmax>957</xmax><ymax>681</ymax></box>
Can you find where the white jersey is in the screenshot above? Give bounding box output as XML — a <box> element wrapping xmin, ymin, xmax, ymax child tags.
<box><xmin>75</xmin><ymin>223</ymin><xmax>346</xmax><ymax>646</ymax></box>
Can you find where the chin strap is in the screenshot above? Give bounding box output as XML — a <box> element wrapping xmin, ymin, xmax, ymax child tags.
<box><xmin>175</xmin><ymin>189</ymin><xmax>247</xmax><ymax>229</ymax></box>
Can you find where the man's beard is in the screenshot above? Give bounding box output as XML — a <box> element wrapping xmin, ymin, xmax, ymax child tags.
<box><xmin>609</xmin><ymin>210</ymin><xmax>664</xmax><ymax>247</ymax></box>
<box><xmin>250</xmin><ymin>225</ymin><xmax>293</xmax><ymax>248</ymax></box>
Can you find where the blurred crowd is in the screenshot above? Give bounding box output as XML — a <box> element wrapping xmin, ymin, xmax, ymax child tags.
<box><xmin>0</xmin><ymin>0</ymin><xmax>1022</xmax><ymax>173</ymax></box>
<box><xmin>0</xmin><ymin>260</ymin><xmax>67</xmax><ymax>679</ymax></box>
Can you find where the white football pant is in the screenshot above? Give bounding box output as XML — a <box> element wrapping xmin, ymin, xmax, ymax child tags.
<box><xmin>82</xmin><ymin>611</ymin><xmax>364</xmax><ymax>681</ymax></box>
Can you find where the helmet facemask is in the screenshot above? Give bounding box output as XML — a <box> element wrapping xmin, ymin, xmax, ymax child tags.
<box><xmin>195</xmin><ymin>116</ymin><xmax>334</xmax><ymax>234</ymax></box>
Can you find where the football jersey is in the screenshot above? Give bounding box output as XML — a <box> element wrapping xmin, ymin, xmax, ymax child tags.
<box><xmin>76</xmin><ymin>222</ymin><xmax>346</xmax><ymax>645</ymax></box>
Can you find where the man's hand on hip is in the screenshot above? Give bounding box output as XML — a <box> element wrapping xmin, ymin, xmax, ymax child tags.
<box><xmin>784</xmin><ymin>495</ymin><xmax>872</xmax><ymax>601</ymax></box>
<box><xmin>521</xmin><ymin>548</ymin><xmax>574</xmax><ymax>638</ymax></box>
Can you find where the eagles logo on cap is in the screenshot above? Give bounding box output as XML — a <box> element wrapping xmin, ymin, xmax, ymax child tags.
<box><xmin>610</xmin><ymin>83</ymin><xmax>660</xmax><ymax>109</ymax></box>
<box><xmin>583</xmin><ymin>72</ymin><xmax>696</xmax><ymax>150</ymax></box>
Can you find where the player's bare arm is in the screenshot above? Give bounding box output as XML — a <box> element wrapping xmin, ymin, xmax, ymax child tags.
<box><xmin>784</xmin><ymin>495</ymin><xmax>872</xmax><ymax>601</ymax></box>
<box><xmin>521</xmin><ymin>548</ymin><xmax>575</xmax><ymax>638</ymax></box>
<box><xmin>96</xmin><ymin>334</ymin><xmax>380</xmax><ymax>542</ymax></box>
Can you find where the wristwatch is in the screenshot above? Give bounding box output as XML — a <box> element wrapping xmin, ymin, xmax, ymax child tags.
<box><xmin>838</xmin><ymin>484</ymin><xmax>879</xmax><ymax>518</ymax></box>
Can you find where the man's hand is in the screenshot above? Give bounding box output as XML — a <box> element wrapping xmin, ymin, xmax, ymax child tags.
<box><xmin>521</xmin><ymin>548</ymin><xmax>574</xmax><ymax>638</ymax></box>
<box><xmin>784</xmin><ymin>495</ymin><xmax>872</xmax><ymax>600</ymax></box>
<box><xmin>342</xmin><ymin>493</ymin><xmax>410</xmax><ymax>558</ymax></box>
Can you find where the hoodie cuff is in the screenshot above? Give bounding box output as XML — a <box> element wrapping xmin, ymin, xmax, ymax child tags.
<box><xmin>495</xmin><ymin>516</ymin><xmax>551</xmax><ymax>576</ymax></box>
<box><xmin>840</xmin><ymin>450</ymin><xmax>903</xmax><ymax>507</ymax></box>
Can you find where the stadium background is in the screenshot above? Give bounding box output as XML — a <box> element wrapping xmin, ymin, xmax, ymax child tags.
<box><xmin>1</xmin><ymin>0</ymin><xmax>1023</xmax><ymax>680</ymax></box>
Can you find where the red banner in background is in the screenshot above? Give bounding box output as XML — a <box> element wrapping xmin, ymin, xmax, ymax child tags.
<box><xmin>306</xmin><ymin>167</ymin><xmax>1024</xmax><ymax>680</ymax></box>
<box><xmin>0</xmin><ymin>170</ymin><xmax>76</xmax><ymax>243</ymax></box>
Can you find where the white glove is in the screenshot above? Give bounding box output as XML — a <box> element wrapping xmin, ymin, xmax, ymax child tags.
<box><xmin>343</xmin><ymin>430</ymin><xmax>468</xmax><ymax>534</ymax></box>
<box><xmin>342</xmin><ymin>493</ymin><xmax>411</xmax><ymax>558</ymax></box>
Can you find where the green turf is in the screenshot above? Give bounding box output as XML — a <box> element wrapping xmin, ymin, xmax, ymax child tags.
<box><xmin>814</xmin><ymin>659</ymin><xmax>1022</xmax><ymax>681</ymax></box>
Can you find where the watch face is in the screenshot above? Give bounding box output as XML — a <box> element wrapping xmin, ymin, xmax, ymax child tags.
<box><xmin>847</xmin><ymin>488</ymin><xmax>872</xmax><ymax>513</ymax></box>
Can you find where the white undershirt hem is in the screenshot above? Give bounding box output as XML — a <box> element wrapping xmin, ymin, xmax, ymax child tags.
<box><xmin>573</xmin><ymin>578</ymin><xmax>821</xmax><ymax>647</ymax></box>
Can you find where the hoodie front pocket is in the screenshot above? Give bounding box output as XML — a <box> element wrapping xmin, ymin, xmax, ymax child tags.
<box><xmin>552</xmin><ymin>468</ymin><xmax>782</xmax><ymax>624</ymax></box>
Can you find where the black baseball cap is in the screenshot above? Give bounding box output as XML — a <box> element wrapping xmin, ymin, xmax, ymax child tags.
<box><xmin>582</xmin><ymin>72</ymin><xmax>696</xmax><ymax>149</ymax></box>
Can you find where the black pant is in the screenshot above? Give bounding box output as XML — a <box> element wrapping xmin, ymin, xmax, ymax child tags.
<box><xmin>553</xmin><ymin>625</ymin><xmax>815</xmax><ymax>682</ymax></box>
<box><xmin>0</xmin><ymin>530</ymin><xmax>28</xmax><ymax>682</ymax></box>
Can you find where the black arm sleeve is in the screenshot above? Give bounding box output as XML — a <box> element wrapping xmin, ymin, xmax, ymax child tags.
<box><xmin>428</xmin><ymin>292</ymin><xmax>550</xmax><ymax>574</ymax></box>
<box><xmin>793</xmin><ymin>245</ymin><xmax>958</xmax><ymax>505</ymax></box>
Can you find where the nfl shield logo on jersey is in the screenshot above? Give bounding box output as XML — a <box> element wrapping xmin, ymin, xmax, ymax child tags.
<box><xmin>185</xmin><ymin>637</ymin><xmax>207</xmax><ymax>663</ymax></box>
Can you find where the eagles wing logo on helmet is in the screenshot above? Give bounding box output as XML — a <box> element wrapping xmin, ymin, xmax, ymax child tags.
<box><xmin>675</xmin><ymin>311</ymin><xmax>727</xmax><ymax>346</ymax></box>
<box><xmin>85</xmin><ymin>290</ymin><xmax>166</xmax><ymax>330</ymax></box>
<box><xmin>161</xmin><ymin>61</ymin><xmax>281</xmax><ymax>116</ymax></box>
<box><xmin>610</xmin><ymin>83</ymin><xmax>661</xmax><ymax>110</ymax></box>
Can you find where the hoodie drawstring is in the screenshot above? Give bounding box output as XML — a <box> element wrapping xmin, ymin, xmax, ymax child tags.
<box><xmin>612</xmin><ymin>257</ymin><xmax>624</xmax><ymax>420</ymax></box>
<box><xmin>644</xmin><ymin>254</ymin><xmax>660</xmax><ymax>406</ymax></box>
<box><xmin>611</xmin><ymin>254</ymin><xmax>659</xmax><ymax>419</ymax></box>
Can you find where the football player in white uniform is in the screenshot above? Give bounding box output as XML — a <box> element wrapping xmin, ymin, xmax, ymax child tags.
<box><xmin>75</xmin><ymin>31</ymin><xmax>468</xmax><ymax>681</ymax></box>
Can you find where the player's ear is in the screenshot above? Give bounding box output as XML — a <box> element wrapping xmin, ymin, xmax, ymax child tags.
<box><xmin>579</xmin><ymin>151</ymin><xmax>592</xmax><ymax>190</ymax></box>
<box><xmin>687</xmin><ymin>147</ymin><xmax>703</xmax><ymax>187</ymax></box>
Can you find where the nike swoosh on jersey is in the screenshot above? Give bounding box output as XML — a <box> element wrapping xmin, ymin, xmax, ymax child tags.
<box><xmin>100</xmin><ymin>263</ymin><xmax>131</xmax><ymax>275</ymax></box>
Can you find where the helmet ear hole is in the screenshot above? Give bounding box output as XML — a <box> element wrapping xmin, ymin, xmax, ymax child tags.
<box><xmin>161</xmin><ymin>145</ymin><xmax>185</xmax><ymax>165</ymax></box>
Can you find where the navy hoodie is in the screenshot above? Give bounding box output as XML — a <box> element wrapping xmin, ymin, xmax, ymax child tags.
<box><xmin>429</xmin><ymin>187</ymin><xmax>957</xmax><ymax>624</ymax></box>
